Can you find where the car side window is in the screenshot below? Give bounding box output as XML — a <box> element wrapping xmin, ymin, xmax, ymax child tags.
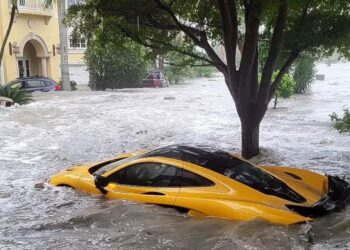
<box><xmin>27</xmin><ymin>80</ymin><xmax>44</xmax><ymax>88</ymax></box>
<box><xmin>109</xmin><ymin>163</ymin><xmax>178</xmax><ymax>187</ymax></box>
<box><xmin>43</xmin><ymin>81</ymin><xmax>52</xmax><ymax>86</ymax></box>
<box><xmin>108</xmin><ymin>167</ymin><xmax>127</xmax><ymax>184</ymax></box>
<box><xmin>173</xmin><ymin>169</ymin><xmax>214</xmax><ymax>187</ymax></box>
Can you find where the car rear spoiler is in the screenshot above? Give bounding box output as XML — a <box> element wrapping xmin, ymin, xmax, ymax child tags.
<box><xmin>286</xmin><ymin>175</ymin><xmax>350</xmax><ymax>218</ymax></box>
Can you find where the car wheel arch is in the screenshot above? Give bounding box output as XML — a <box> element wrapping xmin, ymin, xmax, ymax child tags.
<box><xmin>57</xmin><ymin>184</ymin><xmax>74</xmax><ymax>189</ymax></box>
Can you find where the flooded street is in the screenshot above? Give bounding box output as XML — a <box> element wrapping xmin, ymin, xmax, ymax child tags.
<box><xmin>1</xmin><ymin>63</ymin><xmax>350</xmax><ymax>249</ymax></box>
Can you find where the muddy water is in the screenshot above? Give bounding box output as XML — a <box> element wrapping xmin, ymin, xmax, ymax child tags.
<box><xmin>0</xmin><ymin>63</ymin><xmax>349</xmax><ymax>249</ymax></box>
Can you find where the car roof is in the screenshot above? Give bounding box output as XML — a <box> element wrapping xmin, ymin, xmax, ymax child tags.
<box><xmin>144</xmin><ymin>145</ymin><xmax>306</xmax><ymax>203</ymax></box>
<box><xmin>144</xmin><ymin>144</ymin><xmax>240</xmax><ymax>168</ymax></box>
<box><xmin>9</xmin><ymin>76</ymin><xmax>56</xmax><ymax>84</ymax></box>
<box><xmin>94</xmin><ymin>145</ymin><xmax>227</xmax><ymax>176</ymax></box>
<box><xmin>148</xmin><ymin>69</ymin><xmax>164</xmax><ymax>73</ymax></box>
<box><xmin>13</xmin><ymin>76</ymin><xmax>54</xmax><ymax>81</ymax></box>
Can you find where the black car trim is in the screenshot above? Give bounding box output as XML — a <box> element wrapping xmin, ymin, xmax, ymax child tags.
<box><xmin>286</xmin><ymin>176</ymin><xmax>350</xmax><ymax>218</ymax></box>
<box><xmin>88</xmin><ymin>158</ymin><xmax>127</xmax><ymax>174</ymax></box>
<box><xmin>284</xmin><ymin>172</ymin><xmax>303</xmax><ymax>180</ymax></box>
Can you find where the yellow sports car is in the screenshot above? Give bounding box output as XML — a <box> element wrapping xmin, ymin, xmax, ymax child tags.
<box><xmin>50</xmin><ymin>145</ymin><xmax>350</xmax><ymax>225</ymax></box>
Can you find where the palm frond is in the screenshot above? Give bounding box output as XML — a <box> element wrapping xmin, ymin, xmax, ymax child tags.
<box><xmin>0</xmin><ymin>85</ymin><xmax>33</xmax><ymax>105</ymax></box>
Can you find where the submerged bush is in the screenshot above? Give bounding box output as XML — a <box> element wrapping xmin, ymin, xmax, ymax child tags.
<box><xmin>164</xmin><ymin>65</ymin><xmax>216</xmax><ymax>85</ymax></box>
<box><xmin>86</xmin><ymin>40</ymin><xmax>150</xmax><ymax>90</ymax></box>
<box><xmin>293</xmin><ymin>55</ymin><xmax>316</xmax><ymax>94</ymax></box>
<box><xmin>273</xmin><ymin>73</ymin><xmax>296</xmax><ymax>108</ymax></box>
<box><xmin>0</xmin><ymin>85</ymin><xmax>32</xmax><ymax>105</ymax></box>
<box><xmin>330</xmin><ymin>109</ymin><xmax>350</xmax><ymax>133</ymax></box>
<box><xmin>59</xmin><ymin>80</ymin><xmax>77</xmax><ymax>91</ymax></box>
<box><xmin>163</xmin><ymin>50</ymin><xmax>216</xmax><ymax>85</ymax></box>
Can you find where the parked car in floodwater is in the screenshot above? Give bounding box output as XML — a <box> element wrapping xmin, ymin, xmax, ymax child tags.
<box><xmin>141</xmin><ymin>70</ymin><xmax>169</xmax><ymax>88</ymax></box>
<box><xmin>50</xmin><ymin>144</ymin><xmax>350</xmax><ymax>225</ymax></box>
<box><xmin>7</xmin><ymin>76</ymin><xmax>59</xmax><ymax>92</ymax></box>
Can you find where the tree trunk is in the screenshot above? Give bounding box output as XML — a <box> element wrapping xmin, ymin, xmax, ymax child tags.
<box><xmin>0</xmin><ymin>5</ymin><xmax>16</xmax><ymax>68</ymax></box>
<box><xmin>57</xmin><ymin>0</ymin><xmax>71</xmax><ymax>91</ymax></box>
<box><xmin>95</xmin><ymin>78</ymin><xmax>105</xmax><ymax>91</ymax></box>
<box><xmin>241</xmin><ymin>121</ymin><xmax>260</xmax><ymax>159</ymax></box>
<box><xmin>273</xmin><ymin>96</ymin><xmax>278</xmax><ymax>109</ymax></box>
<box><xmin>158</xmin><ymin>55</ymin><xmax>164</xmax><ymax>69</ymax></box>
<box><xmin>88</xmin><ymin>69</ymin><xmax>96</xmax><ymax>90</ymax></box>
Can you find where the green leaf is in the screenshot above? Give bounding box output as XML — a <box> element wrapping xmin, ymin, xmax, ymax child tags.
<box><xmin>0</xmin><ymin>85</ymin><xmax>33</xmax><ymax>105</ymax></box>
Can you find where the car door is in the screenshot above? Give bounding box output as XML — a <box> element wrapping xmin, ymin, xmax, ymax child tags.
<box><xmin>173</xmin><ymin>167</ymin><xmax>224</xmax><ymax>217</ymax></box>
<box><xmin>104</xmin><ymin>161</ymin><xmax>181</xmax><ymax>206</ymax></box>
<box><xmin>142</xmin><ymin>73</ymin><xmax>154</xmax><ymax>87</ymax></box>
<box><xmin>42</xmin><ymin>80</ymin><xmax>55</xmax><ymax>91</ymax></box>
<box><xmin>26</xmin><ymin>80</ymin><xmax>45</xmax><ymax>92</ymax></box>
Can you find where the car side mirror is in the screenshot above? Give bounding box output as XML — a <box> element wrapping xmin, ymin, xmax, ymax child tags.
<box><xmin>94</xmin><ymin>175</ymin><xmax>109</xmax><ymax>194</ymax></box>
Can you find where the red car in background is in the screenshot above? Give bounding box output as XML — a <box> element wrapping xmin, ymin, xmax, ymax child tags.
<box><xmin>141</xmin><ymin>69</ymin><xmax>169</xmax><ymax>88</ymax></box>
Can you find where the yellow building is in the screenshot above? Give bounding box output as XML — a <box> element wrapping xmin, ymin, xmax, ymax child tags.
<box><xmin>0</xmin><ymin>0</ymin><xmax>87</xmax><ymax>85</ymax></box>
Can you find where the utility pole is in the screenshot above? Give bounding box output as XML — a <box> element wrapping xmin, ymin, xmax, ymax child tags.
<box><xmin>57</xmin><ymin>0</ymin><xmax>71</xmax><ymax>90</ymax></box>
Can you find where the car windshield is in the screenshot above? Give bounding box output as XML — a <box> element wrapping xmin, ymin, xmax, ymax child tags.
<box><xmin>146</xmin><ymin>73</ymin><xmax>154</xmax><ymax>79</ymax></box>
<box><xmin>93</xmin><ymin>155</ymin><xmax>142</xmax><ymax>176</ymax></box>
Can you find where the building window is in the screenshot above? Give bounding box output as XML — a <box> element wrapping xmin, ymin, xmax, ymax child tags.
<box><xmin>18</xmin><ymin>60</ymin><xmax>30</xmax><ymax>77</ymax></box>
<box><xmin>25</xmin><ymin>60</ymin><xmax>30</xmax><ymax>77</ymax></box>
<box><xmin>67</xmin><ymin>0</ymin><xmax>84</xmax><ymax>8</ymax></box>
<box><xmin>69</xmin><ymin>36</ymin><xmax>86</xmax><ymax>49</ymax></box>
<box><xmin>18</xmin><ymin>60</ymin><xmax>24</xmax><ymax>78</ymax></box>
<box><xmin>19</xmin><ymin>0</ymin><xmax>26</xmax><ymax>6</ymax></box>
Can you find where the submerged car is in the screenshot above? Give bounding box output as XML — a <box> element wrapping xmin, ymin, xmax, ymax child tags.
<box><xmin>50</xmin><ymin>145</ymin><xmax>350</xmax><ymax>225</ymax></box>
<box><xmin>7</xmin><ymin>76</ymin><xmax>59</xmax><ymax>92</ymax></box>
<box><xmin>141</xmin><ymin>70</ymin><xmax>168</xmax><ymax>88</ymax></box>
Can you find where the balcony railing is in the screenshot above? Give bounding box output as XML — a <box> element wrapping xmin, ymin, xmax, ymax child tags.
<box><xmin>15</xmin><ymin>0</ymin><xmax>53</xmax><ymax>13</ymax></box>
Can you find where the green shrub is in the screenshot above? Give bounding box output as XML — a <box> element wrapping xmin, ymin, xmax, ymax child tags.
<box><xmin>189</xmin><ymin>66</ymin><xmax>216</xmax><ymax>78</ymax></box>
<box><xmin>70</xmin><ymin>80</ymin><xmax>77</xmax><ymax>91</ymax></box>
<box><xmin>164</xmin><ymin>65</ymin><xmax>216</xmax><ymax>85</ymax></box>
<box><xmin>330</xmin><ymin>109</ymin><xmax>350</xmax><ymax>133</ymax></box>
<box><xmin>58</xmin><ymin>80</ymin><xmax>77</xmax><ymax>91</ymax></box>
<box><xmin>86</xmin><ymin>40</ymin><xmax>150</xmax><ymax>90</ymax></box>
<box><xmin>273</xmin><ymin>72</ymin><xmax>296</xmax><ymax>108</ymax></box>
<box><xmin>163</xmin><ymin>67</ymin><xmax>184</xmax><ymax>85</ymax></box>
<box><xmin>0</xmin><ymin>85</ymin><xmax>33</xmax><ymax>105</ymax></box>
<box><xmin>293</xmin><ymin>55</ymin><xmax>316</xmax><ymax>94</ymax></box>
<box><xmin>163</xmin><ymin>50</ymin><xmax>217</xmax><ymax>85</ymax></box>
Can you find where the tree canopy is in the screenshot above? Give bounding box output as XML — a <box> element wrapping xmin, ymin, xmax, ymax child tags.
<box><xmin>66</xmin><ymin>0</ymin><xmax>350</xmax><ymax>158</ymax></box>
<box><xmin>86</xmin><ymin>38</ymin><xmax>150</xmax><ymax>90</ymax></box>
